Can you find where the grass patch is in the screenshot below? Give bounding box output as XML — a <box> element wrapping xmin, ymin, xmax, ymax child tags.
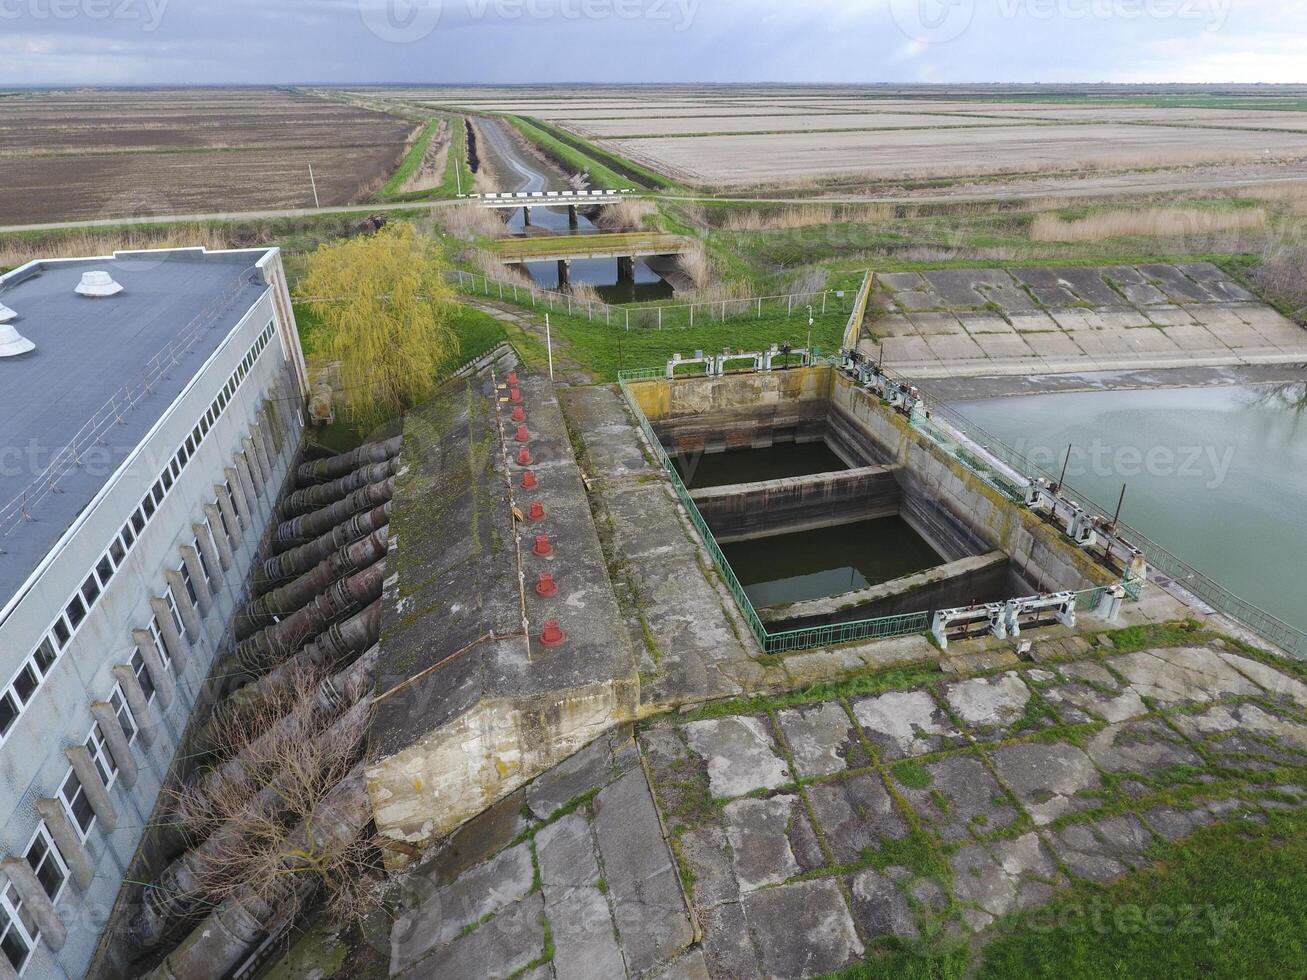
<box><xmin>675</xmin><ymin>664</ymin><xmax>941</xmax><ymax>724</ymax></box>
<box><xmin>976</xmin><ymin>808</ymin><xmax>1307</xmax><ymax>979</ymax></box>
<box><xmin>892</xmin><ymin>761</ymin><xmax>934</xmax><ymax>790</ymax></box>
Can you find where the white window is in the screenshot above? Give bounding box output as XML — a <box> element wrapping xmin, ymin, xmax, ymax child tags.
<box><xmin>130</xmin><ymin>649</ymin><xmax>156</xmax><ymax>703</ymax></box>
<box><xmin>148</xmin><ymin>617</ymin><xmax>173</xmax><ymax>670</ymax></box>
<box><xmin>164</xmin><ymin>587</ymin><xmax>186</xmax><ymax>641</ymax></box>
<box><xmin>109</xmin><ymin>686</ymin><xmax>138</xmax><ymax>746</ymax></box>
<box><xmin>179</xmin><ymin>563</ymin><xmax>197</xmax><ymax>608</ymax></box>
<box><xmin>23</xmin><ymin>825</ymin><xmax>68</xmax><ymax>904</ymax></box>
<box><xmin>0</xmin><ymin>692</ymin><xmax>18</xmax><ymax>741</ymax></box>
<box><xmin>1</xmin><ymin>880</ymin><xmax>37</xmax><ymax>974</ymax></box>
<box><xmin>192</xmin><ymin>536</ymin><xmax>212</xmax><ymax>587</ymax></box>
<box><xmin>58</xmin><ymin>770</ymin><xmax>96</xmax><ymax>840</ymax></box>
<box><xmin>85</xmin><ymin>724</ymin><xmax>117</xmax><ymax>788</ymax></box>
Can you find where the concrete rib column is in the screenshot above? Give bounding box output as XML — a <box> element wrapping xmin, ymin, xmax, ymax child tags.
<box><xmin>194</xmin><ymin>520</ymin><xmax>226</xmax><ymax>586</ymax></box>
<box><xmin>236</xmin><ymin>450</ymin><xmax>262</xmax><ymax>506</ymax></box>
<box><xmin>250</xmin><ymin>425</ymin><xmax>274</xmax><ymax>485</ymax></box>
<box><xmin>89</xmin><ymin>701</ymin><xmax>137</xmax><ymax>789</ymax></box>
<box><xmin>0</xmin><ymin>857</ymin><xmax>67</xmax><ymax>950</ymax></box>
<box><xmin>64</xmin><ymin>746</ymin><xmax>117</xmax><ymax>831</ymax></box>
<box><xmin>33</xmin><ymin>800</ymin><xmax>92</xmax><ymax>889</ymax></box>
<box><xmin>242</xmin><ymin>437</ymin><xmax>266</xmax><ymax>490</ymax></box>
<box><xmin>214</xmin><ymin>485</ymin><xmax>242</xmax><ymax>551</ymax></box>
<box><xmin>224</xmin><ymin>466</ymin><xmax>251</xmax><ymax>524</ymax></box>
<box><xmin>154</xmin><ymin>587</ymin><xmax>196</xmax><ymax>662</ymax></box>
<box><xmin>179</xmin><ymin>546</ymin><xmax>213</xmax><ymax>618</ymax></box>
<box><xmin>133</xmin><ymin>628</ymin><xmax>177</xmax><ymax>706</ymax></box>
<box><xmin>112</xmin><ymin>665</ymin><xmax>155</xmax><ymax>747</ymax></box>
<box><xmin>257</xmin><ymin>410</ymin><xmax>281</xmax><ymax>465</ymax></box>
<box><xmin>204</xmin><ymin>504</ymin><xmax>234</xmax><ymax>571</ymax></box>
<box><xmin>261</xmin><ymin>401</ymin><xmax>284</xmax><ymax>454</ymax></box>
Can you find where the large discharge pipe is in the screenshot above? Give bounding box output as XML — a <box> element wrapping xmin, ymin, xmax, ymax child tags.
<box><xmin>295</xmin><ymin>436</ymin><xmax>403</xmax><ymax>485</ymax></box>
<box><xmin>272</xmin><ymin>477</ymin><xmax>396</xmax><ymax>552</ymax></box>
<box><xmin>254</xmin><ymin>502</ymin><xmax>391</xmax><ymax>593</ymax></box>
<box><xmin>236</xmin><ymin>528</ymin><xmax>389</xmax><ymax>640</ymax></box>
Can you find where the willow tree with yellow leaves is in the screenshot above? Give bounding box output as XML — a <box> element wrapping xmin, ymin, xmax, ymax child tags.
<box><xmin>298</xmin><ymin>224</ymin><xmax>459</xmax><ymax>430</ymax></box>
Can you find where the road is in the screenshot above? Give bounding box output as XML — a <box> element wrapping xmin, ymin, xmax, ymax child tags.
<box><xmin>5</xmin><ymin>160</ymin><xmax>1307</xmax><ymax>235</ymax></box>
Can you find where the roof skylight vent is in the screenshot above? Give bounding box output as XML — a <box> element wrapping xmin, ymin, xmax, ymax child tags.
<box><xmin>0</xmin><ymin>323</ymin><xmax>35</xmax><ymax>358</ymax></box>
<box><xmin>75</xmin><ymin>270</ymin><xmax>124</xmax><ymax>298</ymax></box>
<box><xmin>0</xmin><ymin>303</ymin><xmax>16</xmax><ymax>323</ymax></box>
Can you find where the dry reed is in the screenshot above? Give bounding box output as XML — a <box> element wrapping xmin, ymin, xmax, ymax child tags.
<box><xmin>1030</xmin><ymin>207</ymin><xmax>1267</xmax><ymax>242</ymax></box>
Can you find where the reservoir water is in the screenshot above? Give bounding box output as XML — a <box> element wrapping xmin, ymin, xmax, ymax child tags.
<box><xmin>724</xmin><ymin>516</ymin><xmax>943</xmax><ymax>609</ymax></box>
<box><xmin>952</xmin><ymin>383</ymin><xmax>1307</xmax><ymax>632</ymax></box>
<box><xmin>673</xmin><ymin>441</ymin><xmax>849</xmax><ymax>490</ymax></box>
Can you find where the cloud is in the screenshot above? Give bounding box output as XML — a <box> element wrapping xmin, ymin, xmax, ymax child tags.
<box><xmin>0</xmin><ymin>0</ymin><xmax>1302</xmax><ymax>84</ymax></box>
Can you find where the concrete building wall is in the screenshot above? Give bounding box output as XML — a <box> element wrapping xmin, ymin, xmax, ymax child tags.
<box><xmin>0</xmin><ymin>286</ymin><xmax>304</xmax><ymax>980</ymax></box>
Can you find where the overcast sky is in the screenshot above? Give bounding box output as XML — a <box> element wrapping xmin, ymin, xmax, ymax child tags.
<box><xmin>1</xmin><ymin>0</ymin><xmax>1304</xmax><ymax>86</ymax></box>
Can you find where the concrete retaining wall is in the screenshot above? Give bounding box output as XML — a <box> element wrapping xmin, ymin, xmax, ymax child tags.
<box><xmin>761</xmin><ymin>551</ymin><xmax>1021</xmax><ymax>627</ymax></box>
<box><xmin>691</xmin><ymin>465</ymin><xmax>902</xmax><ymax>542</ymax></box>
<box><xmin>827</xmin><ymin>372</ymin><xmax>1116</xmax><ymax>593</ymax></box>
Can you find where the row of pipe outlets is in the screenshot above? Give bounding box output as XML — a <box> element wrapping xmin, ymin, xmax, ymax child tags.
<box><xmin>931</xmin><ymin>591</ymin><xmax>1083</xmax><ymax>650</ymax></box>
<box><xmin>836</xmin><ymin>347</ymin><xmax>927</xmax><ymax>420</ymax></box>
<box><xmin>502</xmin><ymin>371</ymin><xmax>567</xmax><ymax>650</ymax></box>
<box><xmin>664</xmin><ymin>344</ymin><xmax>812</xmax><ymax>380</ymax></box>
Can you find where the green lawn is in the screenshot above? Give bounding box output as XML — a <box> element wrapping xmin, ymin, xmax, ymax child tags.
<box><xmin>976</xmin><ymin>807</ymin><xmax>1307</xmax><ymax>979</ymax></box>
<box><xmin>503</xmin><ymin>302</ymin><xmax>848</xmax><ymax>381</ymax></box>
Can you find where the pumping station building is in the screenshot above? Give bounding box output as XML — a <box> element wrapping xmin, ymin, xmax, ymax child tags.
<box><xmin>0</xmin><ymin>248</ymin><xmax>307</xmax><ymax>980</ymax></box>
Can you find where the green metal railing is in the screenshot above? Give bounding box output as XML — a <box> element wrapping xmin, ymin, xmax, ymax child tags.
<box><xmin>618</xmin><ymin>371</ymin><xmax>929</xmax><ymax>654</ymax></box>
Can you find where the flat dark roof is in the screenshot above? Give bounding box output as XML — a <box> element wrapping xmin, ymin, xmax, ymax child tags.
<box><xmin>0</xmin><ymin>248</ymin><xmax>273</xmax><ymax>614</ymax></box>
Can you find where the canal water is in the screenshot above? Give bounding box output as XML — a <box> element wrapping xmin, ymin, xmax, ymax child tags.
<box><xmin>724</xmin><ymin>516</ymin><xmax>943</xmax><ymax>609</ymax></box>
<box><xmin>674</xmin><ymin>441</ymin><xmax>849</xmax><ymax>490</ymax></box>
<box><xmin>477</xmin><ymin>118</ymin><xmax>672</xmax><ymax>302</ymax></box>
<box><xmin>951</xmin><ymin>382</ymin><xmax>1307</xmax><ymax>633</ymax></box>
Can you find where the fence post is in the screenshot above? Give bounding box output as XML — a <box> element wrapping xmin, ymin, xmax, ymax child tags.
<box><xmin>721</xmin><ymin>300</ymin><xmax>726</xmax><ymax>321</ymax></box>
<box><xmin>513</xmin><ymin>285</ymin><xmax>518</xmax><ymax>302</ymax></box>
<box><xmin>498</xmin><ymin>281</ymin><xmax>503</xmax><ymax>300</ymax></box>
<box><xmin>625</xmin><ymin>309</ymin><xmax>630</xmax><ymax>331</ymax></box>
<box><xmin>822</xmin><ymin>291</ymin><xmax>827</xmax><ymax>315</ymax></box>
<box><xmin>658</xmin><ymin>307</ymin><xmax>663</xmax><ymax>330</ymax></box>
<box><xmin>787</xmin><ymin>295</ymin><xmax>793</xmax><ymax>316</ymax></box>
<box><xmin>757</xmin><ymin>297</ymin><xmax>762</xmax><ymax>319</ymax></box>
<box><xmin>690</xmin><ymin>304</ymin><xmax>694</xmax><ymax>329</ymax></box>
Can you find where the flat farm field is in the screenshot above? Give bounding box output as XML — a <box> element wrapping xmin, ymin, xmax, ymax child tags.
<box><xmin>0</xmin><ymin>89</ymin><xmax>417</xmax><ymax>224</ymax></box>
<box><xmin>394</xmin><ymin>85</ymin><xmax>1307</xmax><ymax>190</ymax></box>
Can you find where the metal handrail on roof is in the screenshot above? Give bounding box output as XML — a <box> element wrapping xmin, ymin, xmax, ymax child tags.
<box><xmin>0</xmin><ymin>266</ymin><xmax>265</xmax><ymax>549</ymax></box>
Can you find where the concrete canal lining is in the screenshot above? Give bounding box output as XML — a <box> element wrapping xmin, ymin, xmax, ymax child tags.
<box><xmin>690</xmin><ymin>464</ymin><xmax>901</xmax><ymax>542</ymax></box>
<box><xmin>758</xmin><ymin>550</ymin><xmax>1010</xmax><ymax>626</ymax></box>
<box><xmin>627</xmin><ymin>365</ymin><xmax>1116</xmax><ymax>630</ymax></box>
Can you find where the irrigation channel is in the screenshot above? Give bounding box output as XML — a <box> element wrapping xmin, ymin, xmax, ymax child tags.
<box><xmin>950</xmin><ymin>380</ymin><xmax>1307</xmax><ymax>634</ymax></box>
<box><xmin>474</xmin><ymin>118</ymin><xmax>673</xmax><ymax>302</ymax></box>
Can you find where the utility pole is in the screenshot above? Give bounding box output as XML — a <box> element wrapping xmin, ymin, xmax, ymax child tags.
<box><xmin>545</xmin><ymin>313</ymin><xmax>554</xmax><ymax>381</ymax></box>
<box><xmin>806</xmin><ymin>306</ymin><xmax>814</xmax><ymax>363</ymax></box>
<box><xmin>308</xmin><ymin>163</ymin><xmax>320</xmax><ymax>208</ymax></box>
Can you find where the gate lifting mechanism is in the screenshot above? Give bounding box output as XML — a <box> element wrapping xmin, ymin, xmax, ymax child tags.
<box><xmin>836</xmin><ymin>347</ymin><xmax>927</xmax><ymax>421</ymax></box>
<box><xmin>665</xmin><ymin>344</ymin><xmax>812</xmax><ymax>379</ymax></box>
<box><xmin>931</xmin><ymin>585</ymin><xmax>1125</xmax><ymax>650</ymax></box>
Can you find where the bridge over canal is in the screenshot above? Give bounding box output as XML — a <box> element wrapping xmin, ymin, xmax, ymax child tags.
<box><xmin>493</xmin><ymin>232</ymin><xmax>694</xmax><ymax>286</ymax></box>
